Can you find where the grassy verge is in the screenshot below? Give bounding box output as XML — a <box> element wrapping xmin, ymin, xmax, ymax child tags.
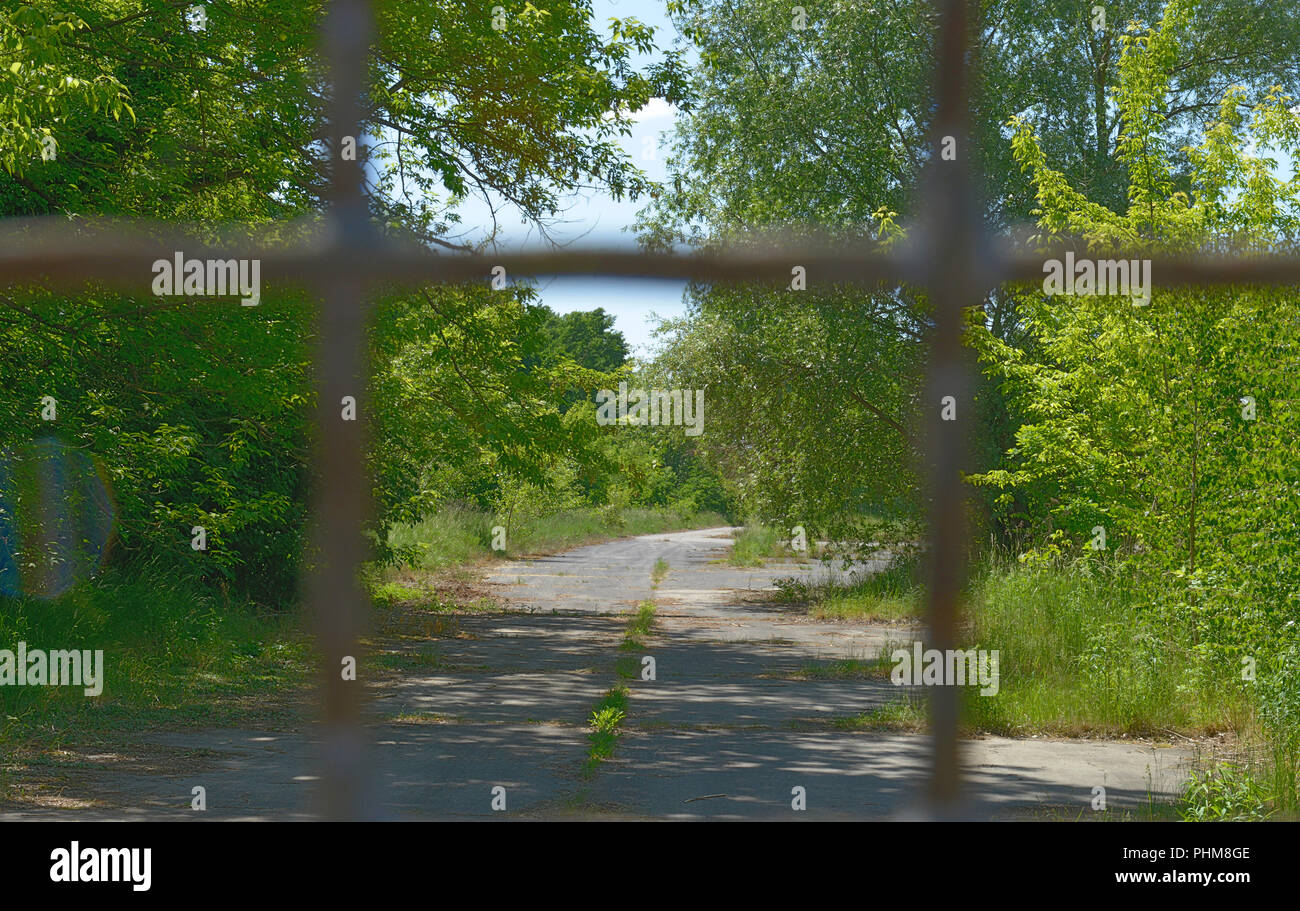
<box><xmin>784</xmin><ymin>551</ymin><xmax>1248</xmax><ymax>738</ymax></box>
<box><xmin>775</xmin><ymin>550</ymin><xmax>924</xmax><ymax>622</ymax></box>
<box><xmin>727</xmin><ymin>524</ymin><xmax>791</xmax><ymax>566</ymax></box>
<box><xmin>0</xmin><ymin>569</ymin><xmax>314</xmax><ymax>802</ymax></box>
<box><xmin>390</xmin><ymin>504</ymin><xmax>727</xmax><ymax>570</ymax></box>
<box><xmin>920</xmin><ymin>555</ymin><xmax>1298</xmax><ymax>819</ymax></box>
<box><xmin>792</xmin><ymin>553</ymin><xmax>1298</xmax><ymax>818</ymax></box>
<box><xmin>1</xmin><ymin>504</ymin><xmax>721</xmax><ymax>805</ymax></box>
<box><xmin>960</xmin><ymin>561</ymin><xmax>1247</xmax><ymax>739</ymax></box>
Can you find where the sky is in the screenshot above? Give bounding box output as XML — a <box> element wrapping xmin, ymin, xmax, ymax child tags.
<box><xmin>440</xmin><ymin>2</ymin><xmax>1300</xmax><ymax>357</ymax></box>
<box><xmin>452</xmin><ymin>0</ymin><xmax>690</xmax><ymax>357</ymax></box>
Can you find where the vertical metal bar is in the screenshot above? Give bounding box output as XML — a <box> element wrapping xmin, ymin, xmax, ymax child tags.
<box><xmin>310</xmin><ymin>0</ymin><xmax>377</xmax><ymax>820</ymax></box>
<box><xmin>921</xmin><ymin>0</ymin><xmax>977</xmax><ymax>815</ymax></box>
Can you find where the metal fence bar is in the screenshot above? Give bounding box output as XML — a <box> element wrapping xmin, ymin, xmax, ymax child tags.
<box><xmin>310</xmin><ymin>0</ymin><xmax>377</xmax><ymax>820</ymax></box>
<box><xmin>6</xmin><ymin>219</ymin><xmax>1300</xmax><ymax>288</ymax></box>
<box><xmin>920</xmin><ymin>0</ymin><xmax>976</xmax><ymax>815</ymax></box>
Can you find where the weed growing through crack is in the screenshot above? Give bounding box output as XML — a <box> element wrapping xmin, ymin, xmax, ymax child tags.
<box><xmin>582</xmin><ymin>562</ymin><xmax>667</xmax><ymax>774</ymax></box>
<box><xmin>651</xmin><ymin>557</ymin><xmax>669</xmax><ymax>587</ymax></box>
<box><xmin>583</xmin><ymin>685</ymin><xmax>629</xmax><ymax>775</ymax></box>
<box><xmin>621</xmin><ymin>600</ymin><xmax>657</xmax><ymax>651</ymax></box>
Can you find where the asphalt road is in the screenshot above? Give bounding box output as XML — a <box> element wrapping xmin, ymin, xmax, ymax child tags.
<box><xmin>1</xmin><ymin>527</ymin><xmax>1189</xmax><ymax>820</ymax></box>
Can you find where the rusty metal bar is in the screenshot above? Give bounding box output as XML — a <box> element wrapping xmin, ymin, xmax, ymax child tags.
<box><xmin>309</xmin><ymin>0</ymin><xmax>378</xmax><ymax>821</ymax></box>
<box><xmin>919</xmin><ymin>0</ymin><xmax>978</xmax><ymax>816</ymax></box>
<box><xmin>4</xmin><ymin>217</ymin><xmax>1299</xmax><ymax>291</ymax></box>
<box><xmin>4</xmin><ymin>218</ymin><xmax>1298</xmax><ymax>291</ymax></box>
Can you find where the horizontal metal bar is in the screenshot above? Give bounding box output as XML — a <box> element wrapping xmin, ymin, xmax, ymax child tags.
<box><xmin>1</xmin><ymin>217</ymin><xmax>1298</xmax><ymax>291</ymax></box>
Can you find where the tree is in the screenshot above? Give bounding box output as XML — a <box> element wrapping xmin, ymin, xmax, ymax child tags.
<box><xmin>533</xmin><ymin>305</ymin><xmax>628</xmax><ymax>374</ymax></box>
<box><xmin>0</xmin><ymin>1</ymin><xmax>683</xmax><ymax>602</ymax></box>
<box><xmin>969</xmin><ymin>0</ymin><xmax>1300</xmax><ymax>663</ymax></box>
<box><xmin>640</xmin><ymin>0</ymin><xmax>1300</xmax><ymax>544</ymax></box>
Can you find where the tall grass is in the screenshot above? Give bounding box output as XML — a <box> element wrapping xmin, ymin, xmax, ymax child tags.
<box><xmin>389</xmin><ymin>503</ymin><xmax>727</xmax><ymax>570</ymax></box>
<box><xmin>792</xmin><ymin>546</ymin><xmax>1298</xmax><ymax>817</ymax></box>
<box><xmin>727</xmin><ymin>524</ymin><xmax>787</xmax><ymax>566</ymax></box>
<box><xmin>788</xmin><ymin>549</ymin><xmax>1251</xmax><ymax>738</ymax></box>
<box><xmin>962</xmin><ymin>558</ymin><xmax>1246</xmax><ymax>737</ymax></box>
<box><xmin>0</xmin><ymin>566</ymin><xmax>313</xmax><ymax>758</ymax></box>
<box><xmin>785</xmin><ymin>550</ymin><xmax>924</xmax><ymax>621</ymax></box>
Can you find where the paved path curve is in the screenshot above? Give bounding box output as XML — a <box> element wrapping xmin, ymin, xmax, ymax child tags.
<box><xmin>1</xmin><ymin>527</ymin><xmax>1189</xmax><ymax>819</ymax></box>
<box><xmin>479</xmin><ymin>527</ymin><xmax>1190</xmax><ymax>819</ymax></box>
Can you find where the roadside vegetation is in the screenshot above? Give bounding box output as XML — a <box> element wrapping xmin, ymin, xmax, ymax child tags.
<box><xmin>726</xmin><ymin>525</ymin><xmax>791</xmax><ymax>566</ymax></box>
<box><xmin>776</xmin><ymin>542</ymin><xmax>1297</xmax><ymax>818</ymax></box>
<box><xmin>390</xmin><ymin>504</ymin><xmax>724</xmax><ymax>571</ymax></box>
<box><xmin>0</xmin><ymin>571</ymin><xmax>314</xmax><ymax>799</ymax></box>
<box><xmin>774</xmin><ymin>550</ymin><xmax>924</xmax><ymax>623</ymax></box>
<box><xmin>0</xmin><ymin>1</ymin><xmax>707</xmax><ymax>806</ymax></box>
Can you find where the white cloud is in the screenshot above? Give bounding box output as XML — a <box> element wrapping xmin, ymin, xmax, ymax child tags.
<box><xmin>631</xmin><ymin>97</ymin><xmax>678</xmax><ymax>122</ymax></box>
<box><xmin>603</xmin><ymin>97</ymin><xmax>679</xmax><ymax>123</ymax></box>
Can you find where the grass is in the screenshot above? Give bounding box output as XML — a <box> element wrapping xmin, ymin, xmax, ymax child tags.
<box><xmin>583</xmin><ymin>685</ymin><xmax>629</xmax><ymax>775</ymax></box>
<box><xmin>0</xmin><ymin>568</ymin><xmax>314</xmax><ymax>801</ymax></box>
<box><xmin>960</xmin><ymin>560</ymin><xmax>1245</xmax><ymax>739</ymax></box>
<box><xmin>793</xmin><ymin>657</ymin><xmax>893</xmax><ymax>680</ymax></box>
<box><xmin>727</xmin><ymin>524</ymin><xmax>790</xmax><ymax>566</ymax></box>
<box><xmin>584</xmin><ymin>563</ymin><xmax>664</xmax><ymax>773</ymax></box>
<box><xmin>390</xmin><ymin>503</ymin><xmax>727</xmax><ymax>570</ymax></box>
<box><xmin>778</xmin><ymin>551</ymin><xmax>924</xmax><ymax>622</ymax></box>
<box><xmin>621</xmin><ymin>599</ymin><xmax>657</xmax><ymax>652</ymax></box>
<box><xmin>584</xmin><ymin>605</ymin><xmax>654</xmax><ymax>770</ymax></box>
<box><xmin>1</xmin><ymin>502</ymin><xmax>718</xmax><ymax>805</ymax></box>
<box><xmin>615</xmin><ymin>600</ymin><xmax>658</xmax><ymax>678</ymax></box>
<box><xmin>1179</xmin><ymin>762</ymin><xmax>1275</xmax><ymax>821</ymax></box>
<box><xmin>784</xmin><ymin>550</ymin><xmax>1247</xmax><ymax>738</ymax></box>
<box><xmin>830</xmin><ymin>699</ymin><xmax>927</xmax><ymax>732</ymax></box>
<box><xmin>369</xmin><ymin>577</ymin><xmax>498</xmax><ymax>614</ymax></box>
<box><xmin>784</xmin><ymin>546</ymin><xmax>1299</xmax><ymax>819</ymax></box>
<box><xmin>1178</xmin><ymin>735</ymin><xmax>1300</xmax><ymax>821</ymax></box>
<box><xmin>782</xmin><ymin>548</ymin><xmax>1291</xmax><ymax>824</ymax></box>
<box><xmin>651</xmin><ymin>557</ymin><xmax>670</xmax><ymax>587</ymax></box>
